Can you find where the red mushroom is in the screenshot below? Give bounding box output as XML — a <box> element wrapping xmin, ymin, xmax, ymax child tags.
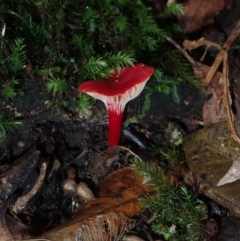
<box><xmin>78</xmin><ymin>63</ymin><xmax>154</xmax><ymax>147</ymax></box>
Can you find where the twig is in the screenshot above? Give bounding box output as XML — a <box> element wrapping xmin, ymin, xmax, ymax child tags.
<box><xmin>183</xmin><ymin>38</ymin><xmax>240</xmax><ymax>144</ymax></box>
<box><xmin>221</xmin><ymin>50</ymin><xmax>240</xmax><ymax>144</ymax></box>
<box><xmin>182</xmin><ymin>37</ymin><xmax>224</xmax><ymax>86</ymax></box>
<box><xmin>63</xmin><ymin>147</ymin><xmax>89</xmax><ymax>168</ymax></box>
<box><xmin>142</xmin><ymin>225</ymin><xmax>155</xmax><ymax>241</ymax></box>
<box><xmin>184</xmin><ymin>19</ymin><xmax>240</xmax><ymax>86</ymax></box>
<box><xmin>166</xmin><ymin>36</ymin><xmax>198</xmax><ymax>67</ymax></box>
<box><xmin>166</xmin><ymin>36</ymin><xmax>209</xmax><ymax>84</ymax></box>
<box><xmin>167</xmin><ymin>19</ymin><xmax>240</xmax><ymax>144</ymax></box>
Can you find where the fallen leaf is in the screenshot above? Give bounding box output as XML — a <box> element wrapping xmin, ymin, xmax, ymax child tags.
<box><xmin>184</xmin><ymin>172</ymin><xmax>240</xmax><ymax>216</ymax></box>
<box><xmin>0</xmin><ymin>195</ymin><xmax>34</xmax><ymax>240</ymax></box>
<box><xmin>184</xmin><ymin>121</ymin><xmax>240</xmax><ymax>206</ymax></box>
<box><xmin>38</xmin><ymin>167</ymin><xmax>154</xmax><ymax>241</ymax></box>
<box><xmin>202</xmin><ymin>87</ymin><xmax>227</xmax><ymax>126</ymax></box>
<box><xmin>88</xmin><ymin>146</ymin><xmax>133</xmax><ymax>184</ymax></box>
<box><xmin>97</xmin><ymin>167</ymin><xmax>154</xmax><ymax>201</ymax></box>
<box><xmin>178</xmin><ymin>0</ymin><xmax>232</xmax><ymax>32</ymax></box>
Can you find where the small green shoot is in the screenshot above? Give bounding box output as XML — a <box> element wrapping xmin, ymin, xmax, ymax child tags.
<box><xmin>46</xmin><ymin>78</ymin><xmax>68</xmax><ymax>95</ymax></box>
<box><xmin>0</xmin><ymin>112</ymin><xmax>22</xmax><ymax>142</ymax></box>
<box><xmin>76</xmin><ymin>93</ymin><xmax>95</xmax><ymax>112</ymax></box>
<box><xmin>9</xmin><ymin>37</ymin><xmax>26</xmax><ymax>75</ymax></box>
<box><xmin>1</xmin><ymin>85</ymin><xmax>15</xmax><ymax>99</ymax></box>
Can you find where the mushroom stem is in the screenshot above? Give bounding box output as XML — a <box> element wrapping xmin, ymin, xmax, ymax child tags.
<box><xmin>108</xmin><ymin>109</ymin><xmax>123</xmax><ymax>147</ymax></box>
<box><xmin>78</xmin><ymin>63</ymin><xmax>154</xmax><ymax>147</ymax></box>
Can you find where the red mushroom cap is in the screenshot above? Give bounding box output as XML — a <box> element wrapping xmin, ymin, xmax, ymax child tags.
<box><xmin>78</xmin><ymin>63</ymin><xmax>154</xmax><ymax>147</ymax></box>
<box><xmin>78</xmin><ymin>63</ymin><xmax>154</xmax><ymax>96</ymax></box>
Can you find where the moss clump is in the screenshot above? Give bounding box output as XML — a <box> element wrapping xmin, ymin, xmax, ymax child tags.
<box><xmin>131</xmin><ymin>159</ymin><xmax>207</xmax><ymax>241</ymax></box>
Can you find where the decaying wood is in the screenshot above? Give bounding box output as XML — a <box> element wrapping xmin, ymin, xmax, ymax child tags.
<box><xmin>12</xmin><ymin>162</ymin><xmax>47</xmax><ymax>214</ymax></box>
<box><xmin>0</xmin><ymin>151</ymin><xmax>40</xmax><ymax>203</ymax></box>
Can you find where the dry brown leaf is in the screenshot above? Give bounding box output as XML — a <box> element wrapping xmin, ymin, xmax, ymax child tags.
<box><xmin>38</xmin><ymin>167</ymin><xmax>154</xmax><ymax>241</ymax></box>
<box><xmin>184</xmin><ymin>172</ymin><xmax>240</xmax><ymax>217</ymax></box>
<box><xmin>184</xmin><ymin>121</ymin><xmax>240</xmax><ymax>215</ymax></box>
<box><xmin>39</xmin><ymin>198</ymin><xmax>136</xmax><ymax>241</ymax></box>
<box><xmin>202</xmin><ymin>87</ymin><xmax>227</xmax><ymax>126</ymax></box>
<box><xmin>97</xmin><ymin>167</ymin><xmax>154</xmax><ymax>200</ymax></box>
<box><xmin>185</xmin><ymin>59</ymin><xmax>226</xmax><ymax>126</ymax></box>
<box><xmin>178</xmin><ymin>0</ymin><xmax>232</xmax><ymax>32</ymax></box>
<box><xmin>166</xmin><ymin>37</ymin><xmax>227</xmax><ymax>126</ymax></box>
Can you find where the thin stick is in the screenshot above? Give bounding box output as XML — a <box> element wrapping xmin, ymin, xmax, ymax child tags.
<box><xmin>201</xmin><ymin>19</ymin><xmax>240</xmax><ymax>86</ymax></box>
<box><xmin>166</xmin><ymin>36</ymin><xmax>199</xmax><ymax>67</ymax></box>
<box><xmin>167</xmin><ymin>19</ymin><xmax>240</xmax><ymax>144</ymax></box>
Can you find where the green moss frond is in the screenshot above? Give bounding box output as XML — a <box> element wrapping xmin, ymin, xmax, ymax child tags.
<box><xmin>71</xmin><ymin>35</ymin><xmax>95</xmax><ymax>57</ymax></box>
<box><xmin>0</xmin><ymin>112</ymin><xmax>22</xmax><ymax>142</ymax></box>
<box><xmin>9</xmin><ymin>38</ymin><xmax>26</xmax><ymax>75</ymax></box>
<box><xmin>160</xmin><ymin>3</ymin><xmax>184</xmax><ymax>18</ymax></box>
<box><xmin>76</xmin><ymin>93</ymin><xmax>95</xmax><ymax>111</ymax></box>
<box><xmin>46</xmin><ymin>78</ymin><xmax>68</xmax><ymax>95</ymax></box>
<box><xmin>105</xmin><ymin>51</ymin><xmax>136</xmax><ymax>69</ymax></box>
<box><xmin>81</xmin><ymin>51</ymin><xmax>135</xmax><ymax>80</ymax></box>
<box><xmin>114</xmin><ymin>14</ymin><xmax>129</xmax><ymax>33</ymax></box>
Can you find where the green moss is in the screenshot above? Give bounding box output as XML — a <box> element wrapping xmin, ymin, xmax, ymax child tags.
<box><xmin>0</xmin><ymin>0</ymin><xmax>200</xmax><ymax>115</ymax></box>
<box><xmin>131</xmin><ymin>159</ymin><xmax>207</xmax><ymax>241</ymax></box>
<box><xmin>0</xmin><ymin>112</ymin><xmax>22</xmax><ymax>142</ymax></box>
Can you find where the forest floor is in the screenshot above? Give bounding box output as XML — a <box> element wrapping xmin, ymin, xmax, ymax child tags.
<box><xmin>2</xmin><ymin>0</ymin><xmax>240</xmax><ymax>241</ymax></box>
